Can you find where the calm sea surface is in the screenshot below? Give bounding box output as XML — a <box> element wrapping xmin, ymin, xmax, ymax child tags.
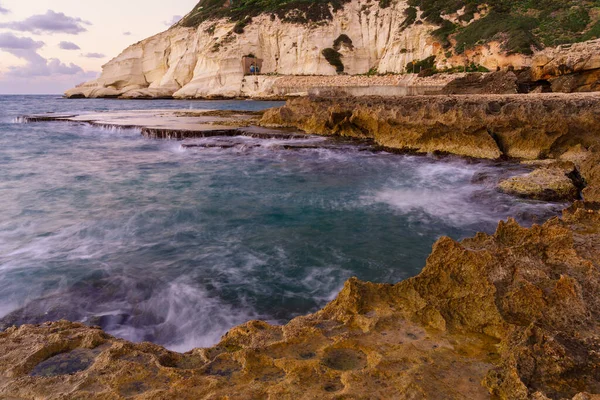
<box><xmin>0</xmin><ymin>95</ymin><xmax>564</xmax><ymax>351</ymax></box>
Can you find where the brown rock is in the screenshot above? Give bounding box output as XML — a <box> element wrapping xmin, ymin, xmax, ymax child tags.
<box><xmin>550</xmin><ymin>70</ymin><xmax>600</xmax><ymax>93</ymax></box>
<box><xmin>261</xmin><ymin>93</ymin><xmax>600</xmax><ymax>159</ymax></box>
<box><xmin>498</xmin><ymin>164</ymin><xmax>580</xmax><ymax>201</ymax></box>
<box><xmin>442</xmin><ymin>71</ymin><xmax>519</xmax><ymax>95</ymax></box>
<box><xmin>1</xmin><ymin>205</ymin><xmax>600</xmax><ymax>399</ymax></box>
<box><xmin>531</xmin><ymin>40</ymin><xmax>600</xmax><ymax>93</ymax></box>
<box><xmin>580</xmin><ymin>149</ymin><xmax>600</xmax><ymax>203</ymax></box>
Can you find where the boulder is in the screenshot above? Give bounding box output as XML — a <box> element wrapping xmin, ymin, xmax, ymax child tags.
<box><xmin>498</xmin><ymin>163</ymin><xmax>580</xmax><ymax>201</ymax></box>
<box><xmin>442</xmin><ymin>71</ymin><xmax>519</xmax><ymax>95</ymax></box>
<box><xmin>531</xmin><ymin>39</ymin><xmax>600</xmax><ymax>92</ymax></box>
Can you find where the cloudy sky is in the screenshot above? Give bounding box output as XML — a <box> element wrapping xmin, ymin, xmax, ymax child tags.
<box><xmin>0</xmin><ymin>0</ymin><xmax>198</xmax><ymax>94</ymax></box>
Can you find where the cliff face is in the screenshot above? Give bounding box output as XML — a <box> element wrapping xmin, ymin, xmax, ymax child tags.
<box><xmin>65</xmin><ymin>0</ymin><xmax>600</xmax><ymax>99</ymax></box>
<box><xmin>67</xmin><ymin>0</ymin><xmax>438</xmax><ymax>99</ymax></box>
<box><xmin>531</xmin><ymin>39</ymin><xmax>600</xmax><ymax>93</ymax></box>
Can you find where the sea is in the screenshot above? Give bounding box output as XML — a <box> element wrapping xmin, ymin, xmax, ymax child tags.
<box><xmin>0</xmin><ymin>95</ymin><xmax>565</xmax><ymax>352</ymax></box>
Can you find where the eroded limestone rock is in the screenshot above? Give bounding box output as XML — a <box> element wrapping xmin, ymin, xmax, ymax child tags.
<box><xmin>531</xmin><ymin>40</ymin><xmax>600</xmax><ymax>93</ymax></box>
<box><xmin>498</xmin><ymin>163</ymin><xmax>580</xmax><ymax>201</ymax></box>
<box><xmin>442</xmin><ymin>71</ymin><xmax>519</xmax><ymax>95</ymax></box>
<box><xmin>66</xmin><ymin>0</ymin><xmax>443</xmax><ymax>100</ymax></box>
<box><xmin>1</xmin><ymin>204</ymin><xmax>600</xmax><ymax>399</ymax></box>
<box><xmin>261</xmin><ymin>93</ymin><xmax>600</xmax><ymax>163</ymax></box>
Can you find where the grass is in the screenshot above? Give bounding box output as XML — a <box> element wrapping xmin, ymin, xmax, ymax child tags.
<box><xmin>581</xmin><ymin>20</ymin><xmax>600</xmax><ymax>41</ymax></box>
<box><xmin>400</xmin><ymin>7</ymin><xmax>418</xmax><ymax>31</ymax></box>
<box><xmin>454</xmin><ymin>11</ymin><xmax>539</xmax><ymax>54</ymax></box>
<box><xmin>432</xmin><ymin>20</ymin><xmax>457</xmax><ymax>48</ymax></box>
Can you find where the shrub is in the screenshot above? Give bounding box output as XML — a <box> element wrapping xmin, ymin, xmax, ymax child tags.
<box><xmin>431</xmin><ymin>20</ymin><xmax>456</xmax><ymax>48</ymax></box>
<box><xmin>454</xmin><ymin>11</ymin><xmax>539</xmax><ymax>55</ymax></box>
<box><xmin>379</xmin><ymin>0</ymin><xmax>391</xmax><ymax>9</ymax></box>
<box><xmin>459</xmin><ymin>3</ymin><xmax>479</xmax><ymax>23</ymax></box>
<box><xmin>233</xmin><ymin>17</ymin><xmax>252</xmax><ymax>34</ymax></box>
<box><xmin>406</xmin><ymin>56</ymin><xmax>436</xmax><ymax>74</ymax></box>
<box><xmin>322</xmin><ymin>48</ymin><xmax>344</xmax><ymax>73</ymax></box>
<box><xmin>400</xmin><ymin>7</ymin><xmax>417</xmax><ymax>31</ymax></box>
<box><xmin>562</xmin><ymin>7</ymin><xmax>590</xmax><ymax>33</ymax></box>
<box><xmin>366</xmin><ymin>67</ymin><xmax>379</xmax><ymax>76</ymax></box>
<box><xmin>205</xmin><ymin>24</ymin><xmax>216</xmax><ymax>35</ymax></box>
<box><xmin>333</xmin><ymin>34</ymin><xmax>353</xmax><ymax>50</ymax></box>
<box><xmin>581</xmin><ymin>20</ymin><xmax>600</xmax><ymax>41</ymax></box>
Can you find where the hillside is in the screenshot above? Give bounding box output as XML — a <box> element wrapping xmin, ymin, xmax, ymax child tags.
<box><xmin>407</xmin><ymin>0</ymin><xmax>600</xmax><ymax>54</ymax></box>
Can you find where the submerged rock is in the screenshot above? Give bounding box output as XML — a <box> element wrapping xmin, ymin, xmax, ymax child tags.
<box><xmin>1</xmin><ymin>204</ymin><xmax>600</xmax><ymax>399</ymax></box>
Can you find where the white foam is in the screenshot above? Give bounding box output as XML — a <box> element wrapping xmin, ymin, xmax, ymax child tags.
<box><xmin>366</xmin><ymin>187</ymin><xmax>488</xmax><ymax>226</ymax></box>
<box><xmin>85</xmin><ymin>124</ymin><xmax>142</xmax><ymax>135</ymax></box>
<box><xmin>364</xmin><ymin>158</ymin><xmax>565</xmax><ymax>228</ymax></box>
<box><xmin>108</xmin><ymin>281</ymin><xmax>262</xmax><ymax>352</ymax></box>
<box><xmin>0</xmin><ymin>302</ymin><xmax>19</xmax><ymax>319</ymax></box>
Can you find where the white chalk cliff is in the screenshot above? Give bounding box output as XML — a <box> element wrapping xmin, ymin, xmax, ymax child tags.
<box><xmin>65</xmin><ymin>0</ymin><xmax>531</xmax><ymax>99</ymax></box>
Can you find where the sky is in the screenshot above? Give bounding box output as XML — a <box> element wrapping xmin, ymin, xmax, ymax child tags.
<box><xmin>0</xmin><ymin>0</ymin><xmax>199</xmax><ymax>94</ymax></box>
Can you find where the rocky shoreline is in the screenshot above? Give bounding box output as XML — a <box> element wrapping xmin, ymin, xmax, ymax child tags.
<box><xmin>261</xmin><ymin>93</ymin><xmax>600</xmax><ymax>203</ymax></box>
<box><xmin>2</xmin><ymin>203</ymin><xmax>599</xmax><ymax>399</ymax></box>
<box><xmin>2</xmin><ymin>94</ymin><xmax>600</xmax><ymax>399</ymax></box>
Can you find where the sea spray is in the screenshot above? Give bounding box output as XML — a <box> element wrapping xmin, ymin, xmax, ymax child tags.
<box><xmin>0</xmin><ymin>96</ymin><xmax>565</xmax><ymax>352</ymax></box>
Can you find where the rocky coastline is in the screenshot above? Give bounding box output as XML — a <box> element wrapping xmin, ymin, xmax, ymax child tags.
<box><xmin>2</xmin><ymin>202</ymin><xmax>600</xmax><ymax>399</ymax></box>
<box><xmin>2</xmin><ymin>93</ymin><xmax>600</xmax><ymax>399</ymax></box>
<box><xmin>262</xmin><ymin>93</ymin><xmax>600</xmax><ymax>203</ymax></box>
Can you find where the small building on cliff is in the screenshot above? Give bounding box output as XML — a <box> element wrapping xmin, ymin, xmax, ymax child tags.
<box><xmin>242</xmin><ymin>56</ymin><xmax>263</xmax><ymax>75</ymax></box>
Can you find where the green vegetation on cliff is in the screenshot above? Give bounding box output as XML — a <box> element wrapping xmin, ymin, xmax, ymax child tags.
<box><xmin>181</xmin><ymin>0</ymin><xmax>600</xmax><ymax>55</ymax></box>
<box><xmin>181</xmin><ymin>0</ymin><xmax>352</xmax><ymax>28</ymax></box>
<box><xmin>322</xmin><ymin>48</ymin><xmax>344</xmax><ymax>73</ymax></box>
<box><xmin>408</xmin><ymin>0</ymin><xmax>600</xmax><ymax>54</ymax></box>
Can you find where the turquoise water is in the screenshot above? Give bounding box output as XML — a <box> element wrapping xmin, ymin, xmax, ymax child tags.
<box><xmin>0</xmin><ymin>96</ymin><xmax>564</xmax><ymax>351</ymax></box>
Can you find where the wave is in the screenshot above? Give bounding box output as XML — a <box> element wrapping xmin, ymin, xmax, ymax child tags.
<box><xmin>363</xmin><ymin>160</ymin><xmax>565</xmax><ymax>228</ymax></box>
<box><xmin>0</xmin><ymin>108</ymin><xmax>566</xmax><ymax>352</ymax></box>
